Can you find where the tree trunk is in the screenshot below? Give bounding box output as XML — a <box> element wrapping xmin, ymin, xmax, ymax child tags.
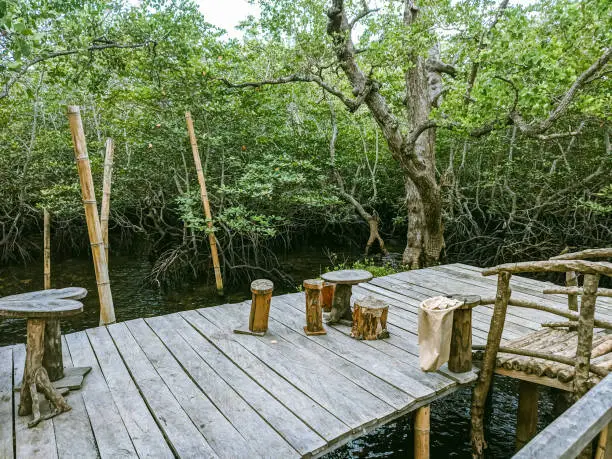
<box><xmin>402</xmin><ymin>46</ymin><xmax>444</xmax><ymax>268</ymax></box>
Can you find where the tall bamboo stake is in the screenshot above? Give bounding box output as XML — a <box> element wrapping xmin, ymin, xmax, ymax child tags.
<box><xmin>43</xmin><ymin>209</ymin><xmax>51</xmax><ymax>290</ymax></box>
<box><xmin>185</xmin><ymin>111</ymin><xmax>224</xmax><ymax>296</ymax></box>
<box><xmin>100</xmin><ymin>137</ymin><xmax>114</xmax><ymax>262</ymax></box>
<box><xmin>66</xmin><ymin>105</ymin><xmax>116</xmax><ymax>325</ymax></box>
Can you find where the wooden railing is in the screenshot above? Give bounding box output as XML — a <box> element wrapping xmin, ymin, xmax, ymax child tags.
<box><xmin>513</xmin><ymin>373</ymin><xmax>612</xmax><ymax>459</ymax></box>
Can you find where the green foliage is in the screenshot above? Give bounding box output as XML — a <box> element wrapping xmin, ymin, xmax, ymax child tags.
<box><xmin>328</xmin><ymin>258</ymin><xmax>405</xmax><ymax>278</ymax></box>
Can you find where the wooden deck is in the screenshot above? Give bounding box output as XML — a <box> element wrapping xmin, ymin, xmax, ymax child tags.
<box><xmin>2</xmin><ymin>263</ymin><xmax>612</xmax><ymax>458</ymax></box>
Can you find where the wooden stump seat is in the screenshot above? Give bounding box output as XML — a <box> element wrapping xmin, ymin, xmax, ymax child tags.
<box><xmin>351</xmin><ymin>296</ymin><xmax>389</xmax><ymax>340</ymax></box>
<box><xmin>0</xmin><ymin>287</ymin><xmax>89</xmax><ymax>428</ymax></box>
<box><xmin>320</xmin><ymin>269</ymin><xmax>373</xmax><ymax>325</ymax></box>
<box><xmin>233</xmin><ymin>279</ymin><xmax>274</xmax><ymax>336</ymax></box>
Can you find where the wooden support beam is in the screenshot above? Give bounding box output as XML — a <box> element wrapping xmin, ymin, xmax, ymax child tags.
<box><xmin>575</xmin><ymin>274</ymin><xmax>600</xmax><ymax>398</ymax></box>
<box><xmin>100</xmin><ymin>137</ymin><xmax>114</xmax><ymax>263</ymax></box>
<box><xmin>185</xmin><ymin>111</ymin><xmax>224</xmax><ymax>296</ymax></box>
<box><xmin>471</xmin><ymin>271</ymin><xmax>512</xmax><ymax>458</ymax></box>
<box><xmin>66</xmin><ymin>105</ymin><xmax>115</xmax><ymax>325</ymax></box>
<box><xmin>414</xmin><ymin>405</ymin><xmax>430</xmax><ymax>459</ymax></box>
<box><xmin>448</xmin><ymin>295</ymin><xmax>478</xmax><ymax>373</ymax></box>
<box><xmin>303</xmin><ymin>279</ymin><xmax>326</xmax><ymax>336</ymax></box>
<box><xmin>516</xmin><ymin>380</ymin><xmax>539</xmax><ymax>451</ymax></box>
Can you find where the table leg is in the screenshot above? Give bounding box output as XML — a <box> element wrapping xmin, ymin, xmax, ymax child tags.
<box><xmin>19</xmin><ymin>319</ymin><xmax>71</xmax><ymax>427</ymax></box>
<box><xmin>325</xmin><ymin>284</ymin><xmax>353</xmax><ymax>324</ymax></box>
<box><xmin>43</xmin><ymin>319</ymin><xmax>64</xmax><ymax>381</ymax></box>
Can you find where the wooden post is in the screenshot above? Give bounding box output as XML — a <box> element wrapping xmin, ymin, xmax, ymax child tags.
<box><xmin>351</xmin><ymin>296</ymin><xmax>389</xmax><ymax>340</ymax></box>
<box><xmin>249</xmin><ymin>279</ymin><xmax>273</xmax><ymax>334</ymax></box>
<box><xmin>42</xmin><ymin>208</ymin><xmax>63</xmax><ymax>380</ymax></box>
<box><xmin>66</xmin><ymin>105</ymin><xmax>115</xmax><ymax>325</ymax></box>
<box><xmin>100</xmin><ymin>137</ymin><xmax>114</xmax><ymax>263</ymax></box>
<box><xmin>515</xmin><ymin>381</ymin><xmax>539</xmax><ymax>451</ymax></box>
<box><xmin>448</xmin><ymin>295</ymin><xmax>478</xmax><ymax>373</ymax></box>
<box><xmin>414</xmin><ymin>405</ymin><xmax>430</xmax><ymax>459</ymax></box>
<box><xmin>449</xmin><ymin>306</ymin><xmax>473</xmax><ymax>373</ymax></box>
<box><xmin>574</xmin><ymin>273</ymin><xmax>599</xmax><ymax>399</ymax></box>
<box><xmin>471</xmin><ymin>271</ymin><xmax>512</xmax><ymax>458</ymax></box>
<box><xmin>303</xmin><ymin>279</ymin><xmax>326</xmax><ymax>335</ymax></box>
<box><xmin>185</xmin><ymin>111</ymin><xmax>223</xmax><ymax>296</ymax></box>
<box><xmin>321</xmin><ymin>282</ymin><xmax>335</xmax><ymax>312</ymax></box>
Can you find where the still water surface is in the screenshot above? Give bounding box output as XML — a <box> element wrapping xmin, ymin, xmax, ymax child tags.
<box><xmin>0</xmin><ymin>252</ymin><xmax>559</xmax><ymax>458</ymax></box>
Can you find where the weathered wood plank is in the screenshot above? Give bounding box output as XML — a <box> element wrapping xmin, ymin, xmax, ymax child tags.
<box><xmin>85</xmin><ymin>327</ymin><xmax>173</xmax><ymax>459</ymax></box>
<box><xmin>180</xmin><ymin>309</ymin><xmax>351</xmax><ymax>441</ymax></box>
<box><xmin>64</xmin><ymin>331</ymin><xmax>138</xmax><ymax>459</ymax></box>
<box><xmin>106</xmin><ymin>322</ymin><xmax>219</xmax><ymax>458</ymax></box>
<box><xmin>514</xmin><ymin>373</ymin><xmax>612</xmax><ymax>459</ymax></box>
<box><xmin>13</xmin><ymin>343</ymin><xmax>58</xmax><ymax>459</ymax></box>
<box><xmin>144</xmin><ymin>315</ymin><xmax>300</xmax><ymax>458</ymax></box>
<box><xmin>123</xmin><ymin>319</ymin><xmax>257</xmax><ymax>458</ymax></box>
<box><xmin>200</xmin><ymin>305</ymin><xmax>396</xmax><ymax>430</ymax></box>
<box><xmin>270</xmin><ymin>294</ymin><xmax>452</xmax><ymax>395</ymax></box>
<box><xmin>0</xmin><ymin>346</ymin><xmax>14</xmax><ymax>459</ymax></box>
<box><xmin>52</xmin><ymin>336</ymin><xmax>98</xmax><ymax>459</ymax></box>
<box><xmin>160</xmin><ymin>313</ymin><xmax>328</xmax><ymax>456</ymax></box>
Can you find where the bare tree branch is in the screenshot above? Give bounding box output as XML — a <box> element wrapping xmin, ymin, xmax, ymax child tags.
<box><xmin>0</xmin><ymin>41</ymin><xmax>154</xmax><ymax>100</ymax></box>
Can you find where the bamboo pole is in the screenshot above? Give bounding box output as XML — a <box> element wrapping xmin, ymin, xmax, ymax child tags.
<box><xmin>66</xmin><ymin>105</ymin><xmax>115</xmax><ymax>325</ymax></box>
<box><xmin>43</xmin><ymin>209</ymin><xmax>50</xmax><ymax>290</ymax></box>
<box><xmin>414</xmin><ymin>405</ymin><xmax>430</xmax><ymax>459</ymax></box>
<box><xmin>185</xmin><ymin>111</ymin><xmax>223</xmax><ymax>296</ymax></box>
<box><xmin>100</xmin><ymin>137</ymin><xmax>114</xmax><ymax>263</ymax></box>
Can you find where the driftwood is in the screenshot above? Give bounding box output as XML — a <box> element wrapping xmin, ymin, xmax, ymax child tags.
<box><xmin>471</xmin><ymin>271</ymin><xmax>512</xmax><ymax>458</ymax></box>
<box><xmin>185</xmin><ymin>111</ymin><xmax>224</xmax><ymax>296</ymax></box>
<box><xmin>351</xmin><ymin>296</ymin><xmax>389</xmax><ymax>340</ymax></box>
<box><xmin>482</xmin><ymin>260</ymin><xmax>612</xmax><ymax>277</ymax></box>
<box><xmin>67</xmin><ymin>105</ymin><xmax>115</xmax><ymax>325</ymax></box>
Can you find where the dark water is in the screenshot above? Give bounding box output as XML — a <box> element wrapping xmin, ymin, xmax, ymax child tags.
<box><xmin>0</xmin><ymin>251</ymin><xmax>561</xmax><ymax>458</ymax></box>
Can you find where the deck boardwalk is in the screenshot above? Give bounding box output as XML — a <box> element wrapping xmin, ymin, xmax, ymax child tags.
<box><xmin>3</xmin><ymin>263</ymin><xmax>612</xmax><ymax>458</ymax></box>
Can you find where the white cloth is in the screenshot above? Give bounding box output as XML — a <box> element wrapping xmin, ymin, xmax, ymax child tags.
<box><xmin>418</xmin><ymin>296</ymin><xmax>463</xmax><ymax>371</ymax></box>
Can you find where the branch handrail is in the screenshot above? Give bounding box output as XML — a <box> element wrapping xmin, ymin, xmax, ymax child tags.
<box><xmin>551</xmin><ymin>248</ymin><xmax>612</xmax><ymax>260</ymax></box>
<box><xmin>481</xmin><ymin>260</ymin><xmax>612</xmax><ymax>277</ymax></box>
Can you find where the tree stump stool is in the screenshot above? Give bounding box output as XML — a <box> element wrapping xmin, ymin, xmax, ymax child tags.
<box><xmin>303</xmin><ymin>279</ymin><xmax>326</xmax><ymax>336</ymax></box>
<box><xmin>351</xmin><ymin>296</ymin><xmax>389</xmax><ymax>340</ymax></box>
<box><xmin>0</xmin><ymin>287</ymin><xmax>89</xmax><ymax>428</ymax></box>
<box><xmin>447</xmin><ymin>294</ymin><xmax>479</xmax><ymax>373</ymax></box>
<box><xmin>234</xmin><ymin>279</ymin><xmax>274</xmax><ymax>336</ymax></box>
<box><xmin>320</xmin><ymin>269</ymin><xmax>373</xmax><ymax>325</ymax></box>
<box><xmin>321</xmin><ymin>282</ymin><xmax>335</xmax><ymax>312</ymax></box>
